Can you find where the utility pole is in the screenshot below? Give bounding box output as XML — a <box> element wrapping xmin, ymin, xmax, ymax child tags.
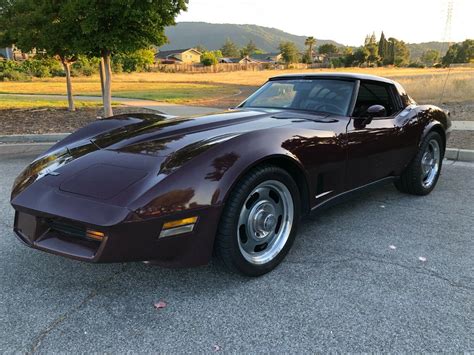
<box><xmin>439</xmin><ymin>0</ymin><xmax>455</xmax><ymax>105</ymax></box>
<box><xmin>443</xmin><ymin>0</ymin><xmax>454</xmax><ymax>46</ymax></box>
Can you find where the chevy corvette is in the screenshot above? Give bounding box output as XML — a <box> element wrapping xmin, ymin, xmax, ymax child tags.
<box><xmin>11</xmin><ymin>73</ymin><xmax>451</xmax><ymax>276</ymax></box>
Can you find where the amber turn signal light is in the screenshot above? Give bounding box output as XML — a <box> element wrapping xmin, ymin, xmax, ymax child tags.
<box><xmin>162</xmin><ymin>217</ymin><xmax>198</xmax><ymax>229</ymax></box>
<box><xmin>160</xmin><ymin>217</ymin><xmax>198</xmax><ymax>238</ymax></box>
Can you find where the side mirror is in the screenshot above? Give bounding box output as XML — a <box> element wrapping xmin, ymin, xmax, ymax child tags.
<box><xmin>366</xmin><ymin>104</ymin><xmax>386</xmax><ymax>118</ymax></box>
<box><xmin>353</xmin><ymin>105</ymin><xmax>386</xmax><ymax>128</ymax></box>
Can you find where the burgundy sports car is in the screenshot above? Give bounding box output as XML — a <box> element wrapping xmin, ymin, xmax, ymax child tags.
<box><xmin>11</xmin><ymin>73</ymin><xmax>451</xmax><ymax>276</ymax></box>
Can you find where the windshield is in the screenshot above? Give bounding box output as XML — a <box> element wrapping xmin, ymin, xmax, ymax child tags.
<box><xmin>241</xmin><ymin>79</ymin><xmax>355</xmax><ymax>116</ymax></box>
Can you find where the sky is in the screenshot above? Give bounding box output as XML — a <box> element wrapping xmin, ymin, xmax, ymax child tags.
<box><xmin>176</xmin><ymin>0</ymin><xmax>473</xmax><ymax>46</ymax></box>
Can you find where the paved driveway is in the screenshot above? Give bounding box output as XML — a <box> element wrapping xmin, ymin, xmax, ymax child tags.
<box><xmin>0</xmin><ymin>155</ymin><xmax>472</xmax><ymax>353</ymax></box>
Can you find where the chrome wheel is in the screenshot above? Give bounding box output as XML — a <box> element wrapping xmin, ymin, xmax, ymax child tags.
<box><xmin>237</xmin><ymin>180</ymin><xmax>294</xmax><ymax>265</ymax></box>
<box><xmin>421</xmin><ymin>139</ymin><xmax>441</xmax><ymax>188</ymax></box>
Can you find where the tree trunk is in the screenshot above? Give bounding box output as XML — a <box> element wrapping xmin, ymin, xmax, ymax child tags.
<box><xmin>62</xmin><ymin>60</ymin><xmax>75</xmax><ymax>112</ymax></box>
<box><xmin>102</xmin><ymin>51</ymin><xmax>113</xmax><ymax>117</ymax></box>
<box><xmin>99</xmin><ymin>57</ymin><xmax>105</xmax><ymax>98</ymax></box>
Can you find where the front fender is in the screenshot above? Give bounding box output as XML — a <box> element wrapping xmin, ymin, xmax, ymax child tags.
<box><xmin>128</xmin><ymin>127</ymin><xmax>309</xmax><ymax>217</ymax></box>
<box><xmin>124</xmin><ymin>128</ymin><xmax>308</xmax><ymax>266</ymax></box>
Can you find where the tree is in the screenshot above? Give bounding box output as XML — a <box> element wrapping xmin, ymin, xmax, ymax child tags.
<box><xmin>342</xmin><ymin>47</ymin><xmax>355</xmax><ymax>67</ymax></box>
<box><xmin>301</xmin><ymin>53</ymin><xmax>312</xmax><ymax>64</ymax></box>
<box><xmin>366</xmin><ymin>43</ymin><xmax>379</xmax><ymax>66</ymax></box>
<box><xmin>113</xmin><ymin>48</ymin><xmax>156</xmax><ymax>73</ymax></box>
<box><xmin>279</xmin><ymin>42</ymin><xmax>300</xmax><ymax>64</ymax></box>
<box><xmin>383</xmin><ymin>37</ymin><xmax>410</xmax><ymax>66</ymax></box>
<box><xmin>378</xmin><ymin>31</ymin><xmax>388</xmax><ymax>62</ymax></box>
<box><xmin>304</xmin><ymin>36</ymin><xmax>316</xmax><ymax>63</ymax></box>
<box><xmin>360</xmin><ymin>33</ymin><xmax>378</xmax><ymax>66</ymax></box>
<box><xmin>443</xmin><ymin>39</ymin><xmax>474</xmax><ymax>65</ymax></box>
<box><xmin>353</xmin><ymin>47</ymin><xmax>369</xmax><ymax>66</ymax></box>
<box><xmin>0</xmin><ymin>0</ymin><xmax>80</xmax><ymax>111</ymax></box>
<box><xmin>65</xmin><ymin>0</ymin><xmax>187</xmax><ymax>117</ymax></box>
<box><xmin>420</xmin><ymin>49</ymin><xmax>440</xmax><ymax>66</ymax></box>
<box><xmin>385</xmin><ymin>40</ymin><xmax>395</xmax><ymax>65</ymax></box>
<box><xmin>195</xmin><ymin>44</ymin><xmax>207</xmax><ymax>54</ymax></box>
<box><xmin>365</xmin><ymin>32</ymin><xmax>377</xmax><ymax>46</ymax></box>
<box><xmin>220</xmin><ymin>38</ymin><xmax>240</xmax><ymax>57</ymax></box>
<box><xmin>318</xmin><ymin>43</ymin><xmax>339</xmax><ymax>55</ymax></box>
<box><xmin>456</xmin><ymin>39</ymin><xmax>474</xmax><ymax>63</ymax></box>
<box><xmin>240</xmin><ymin>40</ymin><xmax>258</xmax><ymax>58</ymax></box>
<box><xmin>442</xmin><ymin>44</ymin><xmax>458</xmax><ymax>65</ymax></box>
<box><xmin>200</xmin><ymin>50</ymin><xmax>222</xmax><ymax>66</ymax></box>
<box><xmin>392</xmin><ymin>38</ymin><xmax>410</xmax><ymax>66</ymax></box>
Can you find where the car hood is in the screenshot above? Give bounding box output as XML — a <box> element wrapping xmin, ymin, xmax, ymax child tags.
<box><xmin>91</xmin><ymin>109</ymin><xmax>293</xmax><ymax>155</ymax></box>
<box><xmin>11</xmin><ymin>109</ymin><xmax>336</xmax><ymax>203</ymax></box>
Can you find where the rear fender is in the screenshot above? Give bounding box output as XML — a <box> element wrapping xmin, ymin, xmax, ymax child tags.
<box><xmin>416</xmin><ymin>105</ymin><xmax>450</xmax><ymax>151</ymax></box>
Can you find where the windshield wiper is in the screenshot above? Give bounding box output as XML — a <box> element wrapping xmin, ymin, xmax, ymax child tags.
<box><xmin>271</xmin><ymin>111</ymin><xmax>338</xmax><ymax>123</ymax></box>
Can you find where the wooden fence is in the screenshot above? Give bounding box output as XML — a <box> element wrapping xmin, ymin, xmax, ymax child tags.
<box><xmin>151</xmin><ymin>62</ymin><xmax>326</xmax><ymax>73</ymax></box>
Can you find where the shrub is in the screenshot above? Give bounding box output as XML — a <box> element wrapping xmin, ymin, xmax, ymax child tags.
<box><xmin>51</xmin><ymin>68</ymin><xmax>66</xmax><ymax>77</ymax></box>
<box><xmin>113</xmin><ymin>48</ymin><xmax>155</xmax><ymax>73</ymax></box>
<box><xmin>330</xmin><ymin>58</ymin><xmax>344</xmax><ymax>68</ymax></box>
<box><xmin>0</xmin><ymin>60</ymin><xmax>29</xmax><ymax>81</ymax></box>
<box><xmin>72</xmin><ymin>56</ymin><xmax>100</xmax><ymax>76</ymax></box>
<box><xmin>19</xmin><ymin>59</ymin><xmax>47</xmax><ymax>77</ymax></box>
<box><xmin>201</xmin><ymin>51</ymin><xmax>219</xmax><ymax>66</ymax></box>
<box><xmin>0</xmin><ymin>69</ymin><xmax>31</xmax><ymax>81</ymax></box>
<box><xmin>0</xmin><ymin>60</ymin><xmax>21</xmax><ymax>72</ymax></box>
<box><xmin>112</xmin><ymin>61</ymin><xmax>123</xmax><ymax>74</ymax></box>
<box><xmin>36</xmin><ymin>65</ymin><xmax>52</xmax><ymax>78</ymax></box>
<box><xmin>408</xmin><ymin>62</ymin><xmax>425</xmax><ymax>68</ymax></box>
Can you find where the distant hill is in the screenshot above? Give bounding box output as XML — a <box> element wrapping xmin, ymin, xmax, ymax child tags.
<box><xmin>161</xmin><ymin>22</ymin><xmax>343</xmax><ymax>53</ymax></box>
<box><xmin>406</xmin><ymin>42</ymin><xmax>450</xmax><ymax>60</ymax></box>
<box><xmin>160</xmin><ymin>22</ymin><xmax>451</xmax><ymax>60</ymax></box>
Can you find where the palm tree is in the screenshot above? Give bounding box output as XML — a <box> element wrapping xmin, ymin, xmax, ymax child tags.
<box><xmin>305</xmin><ymin>36</ymin><xmax>317</xmax><ymax>63</ymax></box>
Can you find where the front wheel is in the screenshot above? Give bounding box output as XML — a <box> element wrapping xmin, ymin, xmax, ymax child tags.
<box><xmin>214</xmin><ymin>165</ymin><xmax>300</xmax><ymax>276</ymax></box>
<box><xmin>395</xmin><ymin>131</ymin><xmax>444</xmax><ymax>195</ymax></box>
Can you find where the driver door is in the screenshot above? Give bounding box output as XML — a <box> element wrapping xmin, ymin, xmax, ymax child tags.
<box><xmin>345</xmin><ymin>80</ymin><xmax>405</xmax><ymax>190</ymax></box>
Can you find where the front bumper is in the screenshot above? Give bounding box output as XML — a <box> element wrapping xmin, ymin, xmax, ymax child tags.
<box><xmin>13</xmin><ymin>205</ymin><xmax>223</xmax><ymax>267</ymax></box>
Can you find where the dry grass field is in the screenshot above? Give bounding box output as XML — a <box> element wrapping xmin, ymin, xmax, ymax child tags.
<box><xmin>0</xmin><ymin>81</ymin><xmax>236</xmax><ymax>104</ymax></box>
<box><xmin>0</xmin><ymin>95</ymin><xmax>114</xmax><ymax>110</ymax></box>
<box><xmin>0</xmin><ymin>67</ymin><xmax>472</xmax><ymax>105</ymax></box>
<box><xmin>0</xmin><ymin>67</ymin><xmax>472</xmax><ymax>148</ymax></box>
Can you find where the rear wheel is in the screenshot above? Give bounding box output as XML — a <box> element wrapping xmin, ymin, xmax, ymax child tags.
<box><xmin>215</xmin><ymin>165</ymin><xmax>300</xmax><ymax>276</ymax></box>
<box><xmin>395</xmin><ymin>131</ymin><xmax>444</xmax><ymax>195</ymax></box>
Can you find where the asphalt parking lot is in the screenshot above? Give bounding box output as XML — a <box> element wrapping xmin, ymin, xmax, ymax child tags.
<box><xmin>0</xmin><ymin>154</ymin><xmax>472</xmax><ymax>353</ymax></box>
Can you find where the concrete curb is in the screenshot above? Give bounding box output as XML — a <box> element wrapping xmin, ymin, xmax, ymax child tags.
<box><xmin>451</xmin><ymin>121</ymin><xmax>474</xmax><ymax>131</ymax></box>
<box><xmin>1</xmin><ymin>141</ymin><xmax>473</xmax><ymax>163</ymax></box>
<box><xmin>445</xmin><ymin>148</ymin><xmax>474</xmax><ymax>162</ymax></box>
<box><xmin>0</xmin><ymin>133</ymin><xmax>69</xmax><ymax>143</ymax></box>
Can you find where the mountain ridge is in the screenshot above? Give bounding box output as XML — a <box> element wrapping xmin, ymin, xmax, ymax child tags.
<box><xmin>161</xmin><ymin>22</ymin><xmax>343</xmax><ymax>53</ymax></box>
<box><xmin>161</xmin><ymin>22</ymin><xmax>450</xmax><ymax>60</ymax></box>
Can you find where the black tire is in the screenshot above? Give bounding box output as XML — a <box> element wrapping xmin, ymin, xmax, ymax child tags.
<box><xmin>214</xmin><ymin>165</ymin><xmax>301</xmax><ymax>276</ymax></box>
<box><xmin>395</xmin><ymin>131</ymin><xmax>444</xmax><ymax>195</ymax></box>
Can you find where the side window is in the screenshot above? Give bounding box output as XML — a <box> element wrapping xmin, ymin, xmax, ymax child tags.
<box><xmin>395</xmin><ymin>82</ymin><xmax>416</xmax><ymax>106</ymax></box>
<box><xmin>353</xmin><ymin>82</ymin><xmax>398</xmax><ymax>117</ymax></box>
